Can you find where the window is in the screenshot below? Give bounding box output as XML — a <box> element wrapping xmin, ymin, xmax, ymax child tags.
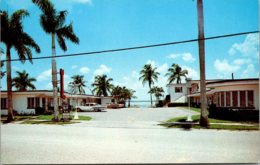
<box><xmin>232</xmin><ymin>91</ymin><xmax>238</xmax><ymax>107</ymax></box>
<box><xmin>175</xmin><ymin>87</ymin><xmax>183</xmax><ymax>93</ymax></box>
<box><xmin>240</xmin><ymin>91</ymin><xmax>246</xmax><ymax>107</ymax></box>
<box><xmin>248</xmin><ymin>91</ymin><xmax>254</xmax><ymax>108</ymax></box>
<box><xmin>221</xmin><ymin>92</ymin><xmax>224</xmax><ymax>107</ymax></box>
<box><xmin>35</xmin><ymin>97</ymin><xmax>40</xmax><ymax>107</ymax></box>
<box><xmin>42</xmin><ymin>98</ymin><xmax>46</xmax><ymax>107</ymax></box>
<box><xmin>27</xmin><ymin>97</ymin><xmax>35</xmax><ymax>109</ymax></box>
<box><xmin>226</xmin><ymin>92</ymin><xmax>230</xmax><ymax>107</ymax></box>
<box><xmin>1</xmin><ymin>98</ymin><xmax>7</xmax><ymax>109</ymax></box>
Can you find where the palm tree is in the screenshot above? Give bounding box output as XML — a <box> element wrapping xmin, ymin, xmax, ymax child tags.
<box><xmin>149</xmin><ymin>86</ymin><xmax>164</xmax><ymax>102</ymax></box>
<box><xmin>165</xmin><ymin>64</ymin><xmax>188</xmax><ymax>84</ymax></box>
<box><xmin>197</xmin><ymin>0</ymin><xmax>209</xmax><ymax>127</ymax></box>
<box><xmin>69</xmin><ymin>75</ymin><xmax>86</xmax><ymax>94</ymax></box>
<box><xmin>32</xmin><ymin>0</ymin><xmax>79</xmax><ymax>121</ymax></box>
<box><xmin>92</xmin><ymin>75</ymin><xmax>113</xmax><ymax>96</ymax></box>
<box><xmin>125</xmin><ymin>88</ymin><xmax>136</xmax><ymax>108</ymax></box>
<box><xmin>0</xmin><ymin>61</ymin><xmax>5</xmax><ymax>79</ymax></box>
<box><xmin>1</xmin><ymin>10</ymin><xmax>41</xmax><ymax>121</ymax></box>
<box><xmin>12</xmin><ymin>70</ymin><xmax>36</xmax><ymax>91</ymax></box>
<box><xmin>111</xmin><ymin>85</ymin><xmax>123</xmax><ymax>103</ymax></box>
<box><xmin>139</xmin><ymin>64</ymin><xmax>159</xmax><ymax>107</ymax></box>
<box><xmin>0</xmin><ymin>48</ymin><xmax>5</xmax><ymax>79</ymax></box>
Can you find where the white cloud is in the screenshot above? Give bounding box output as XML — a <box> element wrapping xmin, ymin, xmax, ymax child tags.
<box><xmin>182</xmin><ymin>53</ymin><xmax>196</xmax><ymax>62</ymax></box>
<box><xmin>168</xmin><ymin>52</ymin><xmax>196</xmax><ymax>62</ymax></box>
<box><xmin>157</xmin><ymin>63</ymin><xmax>168</xmax><ymax>74</ymax></box>
<box><xmin>241</xmin><ymin>64</ymin><xmax>258</xmax><ymax>78</ymax></box>
<box><xmin>214</xmin><ymin>59</ymin><xmax>240</xmax><ymax>73</ymax></box>
<box><xmin>146</xmin><ymin>60</ymin><xmax>156</xmax><ymax>67</ymax></box>
<box><xmin>71</xmin><ymin>65</ymin><xmax>78</xmax><ymax>69</ymax></box>
<box><xmin>131</xmin><ymin>71</ymin><xmax>139</xmax><ymax>78</ymax></box>
<box><xmin>168</xmin><ymin>54</ymin><xmax>180</xmax><ymax>59</ymax></box>
<box><xmin>79</xmin><ymin>67</ymin><xmax>90</xmax><ymax>74</ymax></box>
<box><xmin>37</xmin><ymin>69</ymin><xmax>51</xmax><ymax>82</ymax></box>
<box><xmin>182</xmin><ymin>66</ymin><xmax>199</xmax><ymax>80</ymax></box>
<box><xmin>233</xmin><ymin>58</ymin><xmax>252</xmax><ymax>65</ymax></box>
<box><xmin>94</xmin><ymin>65</ymin><xmax>111</xmax><ymax>75</ymax></box>
<box><xmin>228</xmin><ymin>34</ymin><xmax>259</xmax><ymax>58</ymax></box>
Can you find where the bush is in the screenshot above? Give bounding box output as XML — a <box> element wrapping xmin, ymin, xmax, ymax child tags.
<box><xmin>35</xmin><ymin>107</ymin><xmax>45</xmax><ymax>115</ymax></box>
<box><xmin>208</xmin><ymin>105</ymin><xmax>259</xmax><ymax>122</ymax></box>
<box><xmin>168</xmin><ymin>103</ymin><xmax>188</xmax><ymax>107</ymax></box>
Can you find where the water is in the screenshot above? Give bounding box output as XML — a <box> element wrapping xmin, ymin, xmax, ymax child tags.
<box><xmin>129</xmin><ymin>101</ymin><xmax>153</xmax><ymax>108</ymax></box>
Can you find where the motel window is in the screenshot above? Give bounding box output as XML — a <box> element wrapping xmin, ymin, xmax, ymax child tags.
<box><xmin>42</xmin><ymin>98</ymin><xmax>46</xmax><ymax>107</ymax></box>
<box><xmin>248</xmin><ymin>91</ymin><xmax>254</xmax><ymax>108</ymax></box>
<box><xmin>1</xmin><ymin>98</ymin><xmax>8</xmax><ymax>109</ymax></box>
<box><xmin>175</xmin><ymin>87</ymin><xmax>183</xmax><ymax>93</ymax></box>
<box><xmin>226</xmin><ymin>92</ymin><xmax>230</xmax><ymax>107</ymax></box>
<box><xmin>232</xmin><ymin>91</ymin><xmax>238</xmax><ymax>107</ymax></box>
<box><xmin>240</xmin><ymin>91</ymin><xmax>246</xmax><ymax>107</ymax></box>
<box><xmin>27</xmin><ymin>97</ymin><xmax>35</xmax><ymax>109</ymax></box>
<box><xmin>220</xmin><ymin>92</ymin><xmax>224</xmax><ymax>107</ymax></box>
<box><xmin>35</xmin><ymin>97</ymin><xmax>40</xmax><ymax>107</ymax></box>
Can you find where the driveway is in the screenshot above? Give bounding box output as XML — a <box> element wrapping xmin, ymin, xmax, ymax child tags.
<box><xmin>75</xmin><ymin>107</ymin><xmax>199</xmax><ymax>128</ymax></box>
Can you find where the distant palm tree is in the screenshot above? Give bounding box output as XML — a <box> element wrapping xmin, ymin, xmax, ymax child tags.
<box><xmin>69</xmin><ymin>75</ymin><xmax>86</xmax><ymax>94</ymax></box>
<box><xmin>139</xmin><ymin>64</ymin><xmax>159</xmax><ymax>107</ymax></box>
<box><xmin>149</xmin><ymin>86</ymin><xmax>164</xmax><ymax>102</ymax></box>
<box><xmin>111</xmin><ymin>86</ymin><xmax>136</xmax><ymax>107</ymax></box>
<box><xmin>0</xmin><ymin>61</ymin><xmax>5</xmax><ymax>79</ymax></box>
<box><xmin>12</xmin><ymin>70</ymin><xmax>36</xmax><ymax>91</ymax></box>
<box><xmin>1</xmin><ymin>10</ymin><xmax>41</xmax><ymax>121</ymax></box>
<box><xmin>33</xmin><ymin>0</ymin><xmax>79</xmax><ymax>121</ymax></box>
<box><xmin>165</xmin><ymin>64</ymin><xmax>188</xmax><ymax>84</ymax></box>
<box><xmin>125</xmin><ymin>88</ymin><xmax>136</xmax><ymax>108</ymax></box>
<box><xmin>92</xmin><ymin>75</ymin><xmax>113</xmax><ymax>96</ymax></box>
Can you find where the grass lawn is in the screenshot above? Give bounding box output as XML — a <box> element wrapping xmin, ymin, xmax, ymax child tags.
<box><xmin>162</xmin><ymin>114</ymin><xmax>259</xmax><ymax>130</ymax></box>
<box><xmin>0</xmin><ymin>114</ymin><xmax>92</xmax><ymax>125</ymax></box>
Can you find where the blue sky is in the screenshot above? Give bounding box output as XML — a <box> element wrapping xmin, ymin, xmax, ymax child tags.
<box><xmin>0</xmin><ymin>0</ymin><xmax>259</xmax><ymax>100</ymax></box>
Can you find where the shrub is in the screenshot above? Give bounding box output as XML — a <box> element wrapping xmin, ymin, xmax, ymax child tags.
<box><xmin>208</xmin><ymin>105</ymin><xmax>259</xmax><ymax>122</ymax></box>
<box><xmin>168</xmin><ymin>103</ymin><xmax>188</xmax><ymax>107</ymax></box>
<box><xmin>35</xmin><ymin>107</ymin><xmax>45</xmax><ymax>115</ymax></box>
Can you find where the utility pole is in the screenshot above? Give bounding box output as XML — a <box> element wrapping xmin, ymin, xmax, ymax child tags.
<box><xmin>197</xmin><ymin>0</ymin><xmax>209</xmax><ymax>127</ymax></box>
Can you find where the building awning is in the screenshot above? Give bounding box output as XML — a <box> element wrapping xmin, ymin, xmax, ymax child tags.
<box><xmin>187</xmin><ymin>90</ymin><xmax>216</xmax><ymax>97</ymax></box>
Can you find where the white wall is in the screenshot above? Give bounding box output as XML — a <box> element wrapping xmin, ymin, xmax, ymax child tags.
<box><xmin>167</xmin><ymin>84</ymin><xmax>188</xmax><ymax>103</ymax></box>
<box><xmin>101</xmin><ymin>97</ymin><xmax>112</xmax><ymax>106</ymax></box>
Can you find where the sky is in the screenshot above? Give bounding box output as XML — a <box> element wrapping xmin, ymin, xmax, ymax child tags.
<box><xmin>0</xmin><ymin>0</ymin><xmax>259</xmax><ymax>100</ymax></box>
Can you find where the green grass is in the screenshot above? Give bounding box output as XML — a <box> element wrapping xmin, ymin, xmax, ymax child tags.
<box><xmin>178</xmin><ymin>106</ymin><xmax>201</xmax><ymax>113</ymax></box>
<box><xmin>21</xmin><ymin>120</ymin><xmax>79</xmax><ymax>125</ymax></box>
<box><xmin>162</xmin><ymin>115</ymin><xmax>259</xmax><ymax>130</ymax></box>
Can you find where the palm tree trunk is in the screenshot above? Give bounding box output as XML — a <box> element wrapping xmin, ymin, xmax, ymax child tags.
<box><xmin>128</xmin><ymin>99</ymin><xmax>130</xmax><ymax>107</ymax></box>
<box><xmin>52</xmin><ymin>33</ymin><xmax>59</xmax><ymax>121</ymax></box>
<box><xmin>197</xmin><ymin>0</ymin><xmax>209</xmax><ymax>127</ymax></box>
<box><xmin>6</xmin><ymin>46</ymin><xmax>14</xmax><ymax>121</ymax></box>
<box><xmin>149</xmin><ymin>83</ymin><xmax>153</xmax><ymax>107</ymax></box>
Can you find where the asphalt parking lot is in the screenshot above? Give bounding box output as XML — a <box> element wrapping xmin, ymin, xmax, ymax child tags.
<box><xmin>75</xmin><ymin>107</ymin><xmax>198</xmax><ymax>128</ymax></box>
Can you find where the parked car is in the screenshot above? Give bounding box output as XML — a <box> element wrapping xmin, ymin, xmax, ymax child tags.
<box><xmin>76</xmin><ymin>103</ymin><xmax>106</xmax><ymax>112</ymax></box>
<box><xmin>107</xmin><ymin>103</ymin><xmax>125</xmax><ymax>109</ymax></box>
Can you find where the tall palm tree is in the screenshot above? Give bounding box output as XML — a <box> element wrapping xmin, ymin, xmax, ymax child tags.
<box><xmin>165</xmin><ymin>64</ymin><xmax>188</xmax><ymax>84</ymax></box>
<box><xmin>197</xmin><ymin>0</ymin><xmax>209</xmax><ymax>127</ymax></box>
<box><xmin>149</xmin><ymin>86</ymin><xmax>164</xmax><ymax>102</ymax></box>
<box><xmin>139</xmin><ymin>64</ymin><xmax>159</xmax><ymax>107</ymax></box>
<box><xmin>32</xmin><ymin>0</ymin><xmax>79</xmax><ymax>121</ymax></box>
<box><xmin>1</xmin><ymin>10</ymin><xmax>41</xmax><ymax>121</ymax></box>
<box><xmin>69</xmin><ymin>75</ymin><xmax>86</xmax><ymax>94</ymax></box>
<box><xmin>12</xmin><ymin>70</ymin><xmax>36</xmax><ymax>91</ymax></box>
<box><xmin>92</xmin><ymin>75</ymin><xmax>113</xmax><ymax>96</ymax></box>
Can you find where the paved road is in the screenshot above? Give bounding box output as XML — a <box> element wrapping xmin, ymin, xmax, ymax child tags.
<box><xmin>1</xmin><ymin>108</ymin><xmax>259</xmax><ymax>164</ymax></box>
<box><xmin>75</xmin><ymin>107</ymin><xmax>198</xmax><ymax>128</ymax></box>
